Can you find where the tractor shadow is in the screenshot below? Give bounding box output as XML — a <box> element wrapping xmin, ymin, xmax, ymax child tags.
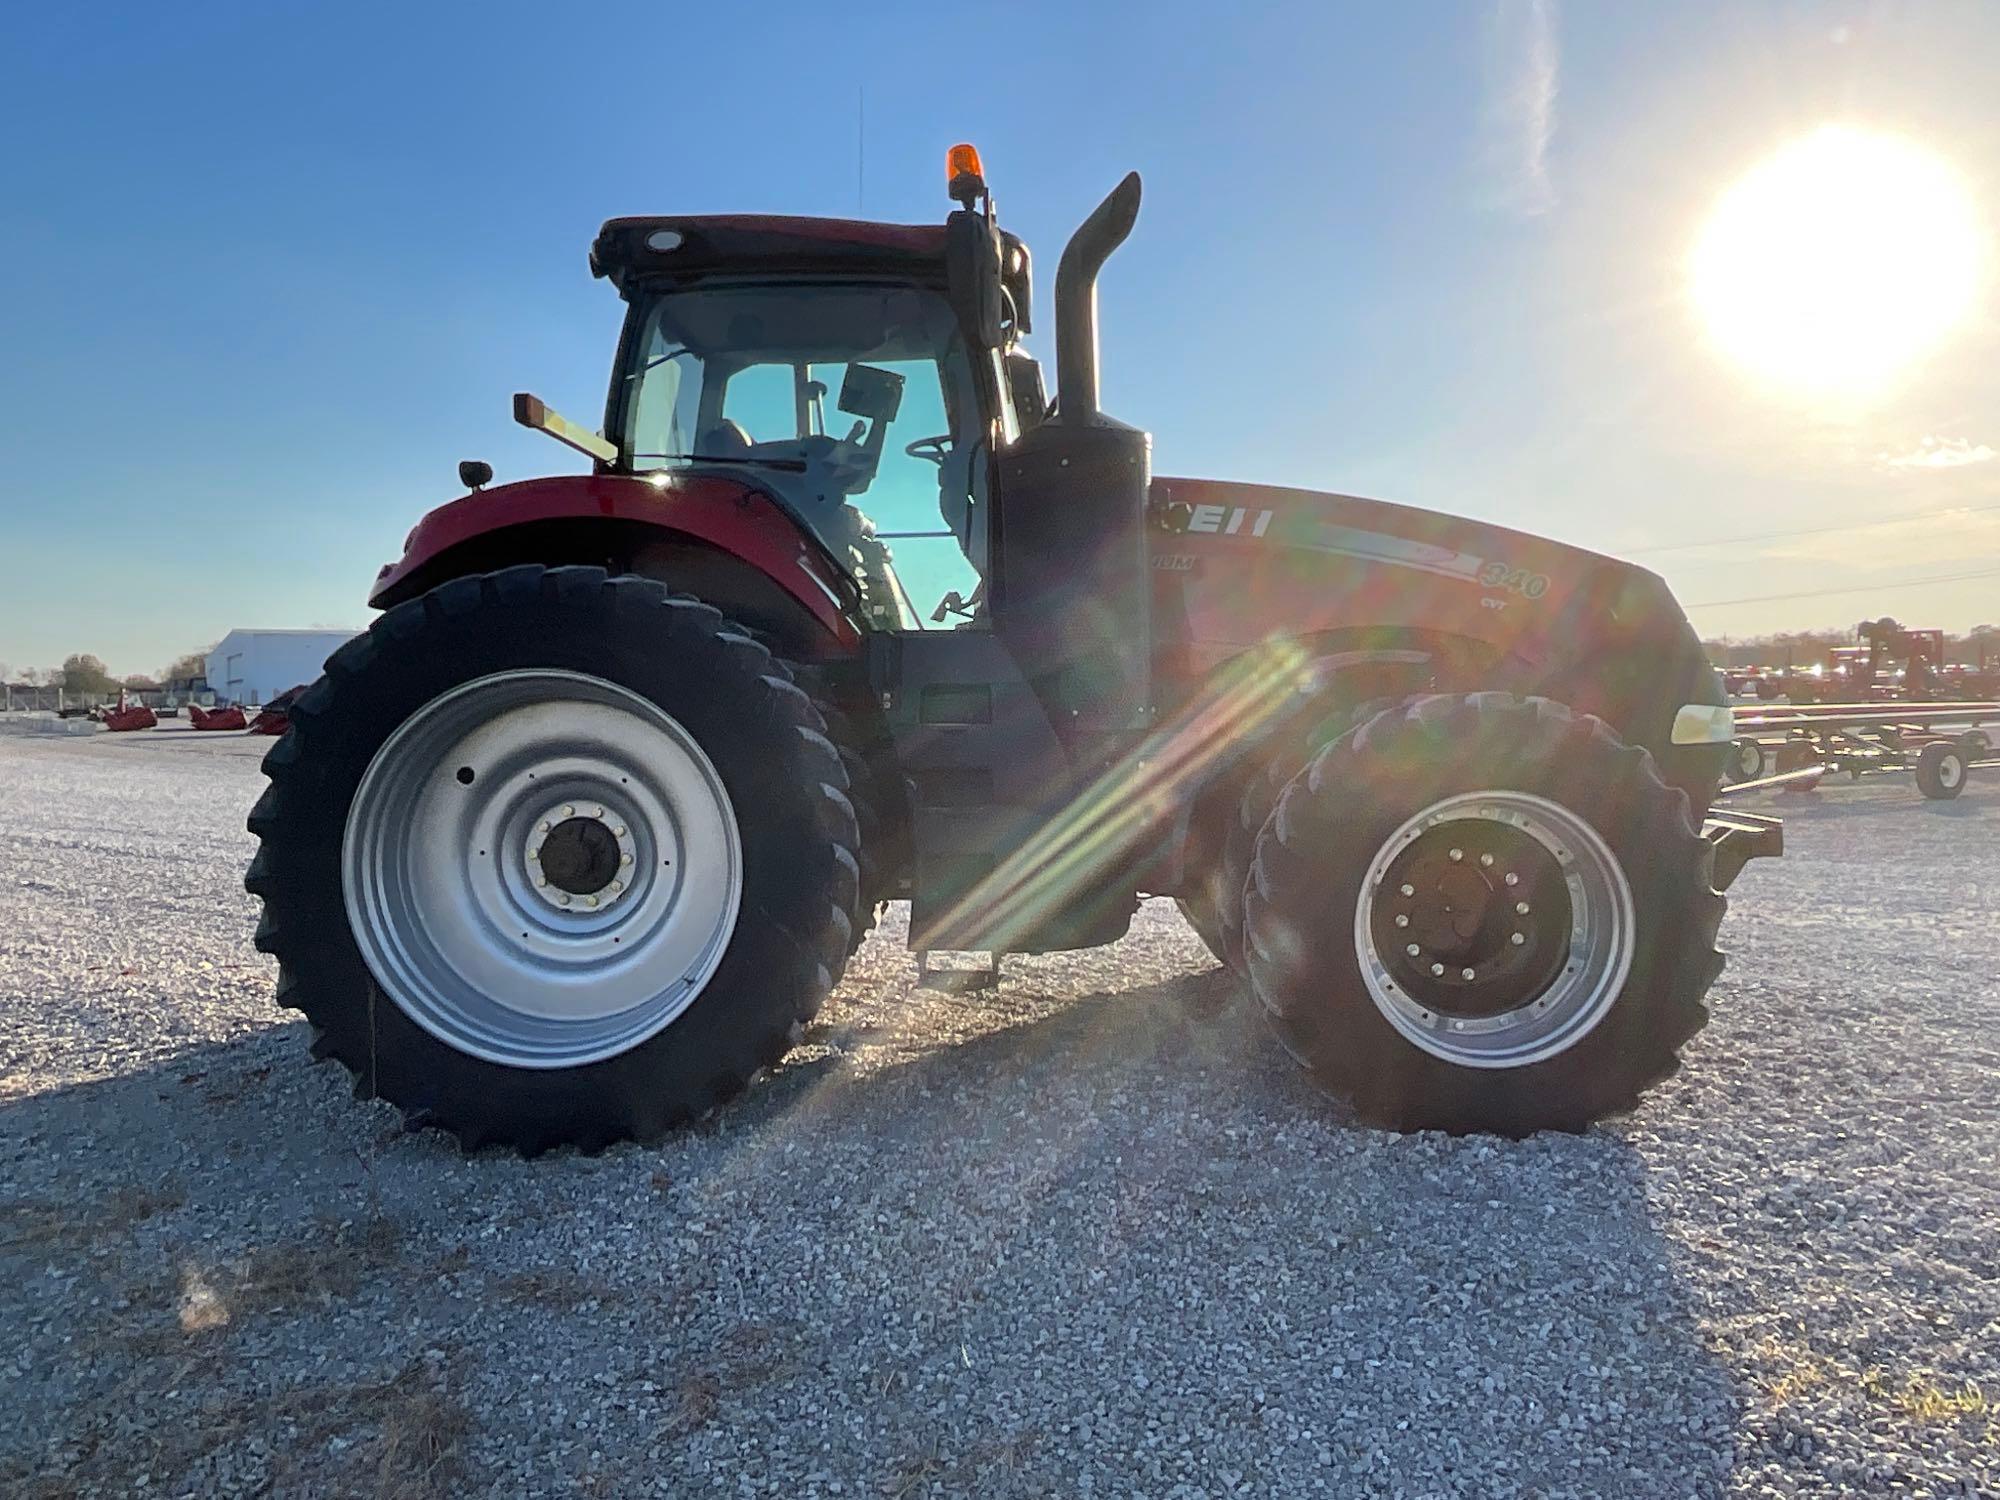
<box><xmin>0</xmin><ymin>961</ymin><xmax>1748</xmax><ymax>1497</ymax></box>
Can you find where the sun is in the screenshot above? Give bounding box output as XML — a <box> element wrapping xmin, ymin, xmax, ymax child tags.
<box><xmin>1690</xmin><ymin>126</ymin><xmax>1983</xmax><ymax>402</ymax></box>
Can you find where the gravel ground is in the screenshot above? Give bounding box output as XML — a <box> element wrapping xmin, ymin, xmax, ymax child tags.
<box><xmin>2</xmin><ymin>722</ymin><xmax>1997</xmax><ymax>1498</ymax></box>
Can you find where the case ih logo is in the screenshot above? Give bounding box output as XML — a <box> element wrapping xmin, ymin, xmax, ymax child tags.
<box><xmin>1154</xmin><ymin>500</ymin><xmax>1274</xmax><ymax>537</ymax></box>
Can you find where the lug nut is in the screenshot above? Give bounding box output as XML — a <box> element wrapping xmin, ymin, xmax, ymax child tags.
<box><xmin>1448</xmin><ymin>847</ymin><xmax>1464</xmax><ymax>862</ymax></box>
<box><xmin>556</xmin><ymin>893</ymin><xmax>570</xmax><ymax>906</ymax></box>
<box><xmin>1430</xmin><ymin>962</ymin><xmax>1446</xmax><ymax>977</ymax></box>
<box><xmin>1478</xmin><ymin>853</ymin><xmax>1494</xmax><ymax>868</ymax></box>
<box><xmin>533</xmin><ymin>875</ymin><xmax>546</xmax><ymax>888</ymax></box>
<box><xmin>583</xmin><ymin>894</ymin><xmax>597</xmax><ymax>908</ymax></box>
<box><xmin>593</xmin><ymin>805</ymin><xmax>605</xmax><ymax>817</ymax></box>
<box><xmin>1394</xmin><ymin>914</ymin><xmax>1410</xmax><ymax>928</ymax></box>
<box><xmin>1503</xmin><ymin>872</ymin><xmax>1519</xmax><ymax>887</ymax></box>
<box><xmin>1510</xmin><ymin>931</ymin><xmax>1526</xmax><ymax>946</ymax></box>
<box><xmin>1461</xmin><ymin>967</ymin><xmax>1476</xmax><ymax>980</ymax></box>
<box><xmin>538</xmin><ymin>820</ymin><xmax>550</xmax><ymax>833</ymax></box>
<box><xmin>614</xmin><ymin>825</ymin><xmax>627</xmax><ymax>838</ymax></box>
<box><xmin>1405</xmin><ymin>943</ymin><xmax>1421</xmax><ymax>957</ymax></box>
<box><xmin>1515</xmin><ymin>901</ymin><xmax>1530</xmax><ymax>915</ymax></box>
<box><xmin>1400</xmin><ymin>883</ymin><xmax>1415</xmax><ymax>897</ymax></box>
<box><xmin>620</xmin><ymin>853</ymin><xmax>633</xmax><ymax>866</ymax></box>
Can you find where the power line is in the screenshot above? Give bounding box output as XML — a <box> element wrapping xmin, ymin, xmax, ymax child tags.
<box><xmin>1622</xmin><ymin>499</ymin><xmax>2000</xmax><ymax>558</ymax></box>
<box><xmin>1687</xmin><ymin>564</ymin><xmax>2000</xmax><ymax>610</ymax></box>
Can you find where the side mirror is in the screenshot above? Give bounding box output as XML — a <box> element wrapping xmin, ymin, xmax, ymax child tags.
<box><xmin>837</xmin><ymin>363</ymin><xmax>906</xmax><ymax>423</ymax></box>
<box><xmin>1005</xmin><ymin>353</ymin><xmax>1048</xmax><ymax>430</ymax></box>
<box><xmin>946</xmin><ymin>208</ymin><xmax>1005</xmax><ymax>349</ymax></box>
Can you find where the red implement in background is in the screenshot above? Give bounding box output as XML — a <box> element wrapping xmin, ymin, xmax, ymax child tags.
<box><xmin>248</xmin><ymin>684</ymin><xmax>309</xmax><ymax>736</ymax></box>
<box><xmin>189</xmin><ymin>704</ymin><xmax>248</xmax><ymax>731</ymax></box>
<box><xmin>102</xmin><ymin>704</ymin><xmax>157</xmax><ymax>732</ymax></box>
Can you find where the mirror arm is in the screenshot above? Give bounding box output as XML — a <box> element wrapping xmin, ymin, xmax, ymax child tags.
<box><xmin>514</xmin><ymin>392</ymin><xmax>618</xmax><ymax>465</ymax></box>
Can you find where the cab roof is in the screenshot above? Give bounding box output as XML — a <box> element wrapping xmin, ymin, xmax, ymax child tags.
<box><xmin>591</xmin><ymin>215</ymin><xmax>952</xmax><ymax>291</ymax></box>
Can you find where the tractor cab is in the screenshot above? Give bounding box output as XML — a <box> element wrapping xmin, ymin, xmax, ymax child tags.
<box><xmin>588</xmin><ymin>159</ymin><xmax>1046</xmax><ymax>631</ymax></box>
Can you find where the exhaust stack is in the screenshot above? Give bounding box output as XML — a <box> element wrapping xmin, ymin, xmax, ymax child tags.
<box><xmin>1053</xmin><ymin>172</ymin><xmax>1143</xmax><ymax>425</ymax></box>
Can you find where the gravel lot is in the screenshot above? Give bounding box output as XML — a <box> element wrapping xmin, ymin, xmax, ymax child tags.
<box><xmin>2</xmin><ymin>722</ymin><xmax>1997</xmax><ymax>1498</ymax></box>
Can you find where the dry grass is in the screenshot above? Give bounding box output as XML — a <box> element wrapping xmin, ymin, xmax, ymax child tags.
<box><xmin>0</xmin><ymin>1183</ymin><xmax>185</xmax><ymax>1252</ymax></box>
<box><xmin>7</xmin><ymin>1355</ymin><xmax>472</xmax><ymax>1500</ymax></box>
<box><xmin>1756</xmin><ymin>1335</ymin><xmax>1998</xmax><ymax>1443</ymax></box>
<box><xmin>1861</xmin><ymin>1369</ymin><xmax>1996</xmax><ymax>1431</ymax></box>
<box><xmin>363</xmin><ymin>1368</ymin><xmax>475</xmax><ymax>1500</ymax></box>
<box><xmin>659</xmin><ymin>1373</ymin><xmax>721</xmax><ymax>1440</ymax></box>
<box><xmin>490</xmin><ymin>1268</ymin><xmax>622</xmax><ymax>1310</ymax></box>
<box><xmin>884</xmin><ymin>1440</ymin><xmax>948</xmax><ymax>1498</ymax></box>
<box><xmin>234</xmin><ymin>1216</ymin><xmax>403</xmax><ymax>1312</ymax></box>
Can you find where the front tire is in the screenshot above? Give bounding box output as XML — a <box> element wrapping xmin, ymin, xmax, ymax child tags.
<box><xmin>1243</xmin><ymin>694</ymin><xmax>1723</xmax><ymax>1136</ymax></box>
<box><xmin>246</xmin><ymin>566</ymin><xmax>861</xmax><ymax>1152</ymax></box>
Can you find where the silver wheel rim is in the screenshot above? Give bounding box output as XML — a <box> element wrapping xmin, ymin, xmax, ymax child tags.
<box><xmin>342</xmin><ymin>669</ymin><xmax>743</xmax><ymax>1069</ymax></box>
<box><xmin>1354</xmin><ymin>791</ymin><xmax>1636</xmax><ymax>1069</ymax></box>
<box><xmin>1939</xmin><ymin>753</ymin><xmax>1964</xmax><ymax>789</ymax></box>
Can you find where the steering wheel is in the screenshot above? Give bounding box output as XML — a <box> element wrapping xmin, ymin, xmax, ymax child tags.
<box><xmin>904</xmin><ymin>435</ymin><xmax>952</xmax><ymax>466</ymax></box>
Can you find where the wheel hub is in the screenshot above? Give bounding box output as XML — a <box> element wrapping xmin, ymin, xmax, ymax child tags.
<box><xmin>524</xmin><ymin>804</ymin><xmax>636</xmax><ymax>910</ymax></box>
<box><xmin>1355</xmin><ymin>791</ymin><xmax>1635</xmax><ymax>1068</ymax></box>
<box><xmin>1372</xmin><ymin>822</ymin><xmax>1572</xmax><ymax>1021</ymax></box>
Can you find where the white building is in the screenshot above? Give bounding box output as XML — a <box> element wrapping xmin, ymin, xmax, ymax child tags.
<box><xmin>204</xmin><ymin>629</ymin><xmax>358</xmax><ymax>706</ymax></box>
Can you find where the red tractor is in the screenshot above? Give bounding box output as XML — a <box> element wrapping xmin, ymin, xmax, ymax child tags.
<box><xmin>246</xmin><ymin>149</ymin><xmax>1774</xmax><ymax>1151</ymax></box>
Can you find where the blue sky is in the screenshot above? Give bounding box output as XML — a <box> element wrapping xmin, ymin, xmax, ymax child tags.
<box><xmin>2</xmin><ymin>0</ymin><xmax>1997</xmax><ymax>676</ymax></box>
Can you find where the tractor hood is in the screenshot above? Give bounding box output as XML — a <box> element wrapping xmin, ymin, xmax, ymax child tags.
<box><xmin>1150</xmin><ymin>476</ymin><xmax>1725</xmax><ymax>791</ymax></box>
<box><xmin>1152</xmin><ymin>476</ymin><xmax>1668</xmax><ymax>640</ymax></box>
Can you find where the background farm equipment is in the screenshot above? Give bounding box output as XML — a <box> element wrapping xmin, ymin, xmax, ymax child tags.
<box><xmin>1724</xmin><ymin>700</ymin><xmax>1999</xmax><ymax>800</ymax></box>
<box><xmin>189</xmin><ymin>703</ymin><xmax>248</xmax><ymax>732</ymax></box>
<box><xmin>1759</xmin><ymin>618</ymin><xmax>1977</xmax><ymax>705</ymax></box>
<box><xmin>247</xmin><ymin>686</ymin><xmax>308</xmax><ymax>736</ymax></box>
<box><xmin>101</xmin><ymin>702</ymin><xmax>158</xmax><ymax>732</ymax></box>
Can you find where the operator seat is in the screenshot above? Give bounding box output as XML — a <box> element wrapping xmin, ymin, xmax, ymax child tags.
<box><xmin>703</xmin><ymin>419</ymin><xmax>753</xmax><ymax>454</ymax></box>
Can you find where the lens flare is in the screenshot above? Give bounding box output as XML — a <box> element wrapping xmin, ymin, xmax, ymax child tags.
<box><xmin>915</xmin><ymin>639</ymin><xmax>1314</xmax><ymax>955</ymax></box>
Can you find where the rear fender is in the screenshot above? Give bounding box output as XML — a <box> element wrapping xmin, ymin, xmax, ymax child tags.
<box><xmin>369</xmin><ymin>474</ymin><xmax>863</xmax><ymax>656</ymax></box>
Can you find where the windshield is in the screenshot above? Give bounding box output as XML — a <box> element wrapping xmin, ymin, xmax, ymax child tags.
<box><xmin>616</xmin><ymin>282</ymin><xmax>986</xmax><ymax>627</ymax></box>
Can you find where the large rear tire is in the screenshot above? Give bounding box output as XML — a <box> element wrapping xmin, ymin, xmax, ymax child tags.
<box><xmin>1244</xmin><ymin>693</ymin><xmax>1723</xmax><ymax>1136</ymax></box>
<box><xmin>245</xmin><ymin>566</ymin><xmax>861</xmax><ymax>1152</ymax></box>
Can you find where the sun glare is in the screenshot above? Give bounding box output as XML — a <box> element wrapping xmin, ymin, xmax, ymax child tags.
<box><xmin>1690</xmin><ymin>126</ymin><xmax>1983</xmax><ymax>402</ymax></box>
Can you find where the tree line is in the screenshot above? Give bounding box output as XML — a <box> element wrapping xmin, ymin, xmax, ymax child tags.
<box><xmin>1</xmin><ymin>649</ymin><xmax>213</xmax><ymax>698</ymax></box>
